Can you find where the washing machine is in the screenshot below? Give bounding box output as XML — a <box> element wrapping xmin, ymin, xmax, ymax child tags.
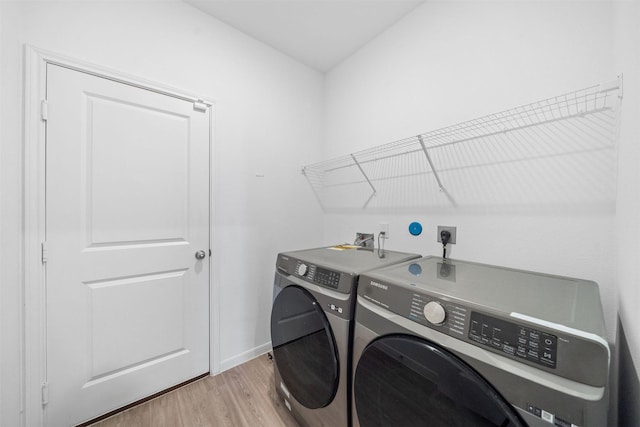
<box><xmin>270</xmin><ymin>246</ymin><xmax>421</xmax><ymax>427</ymax></box>
<box><xmin>352</xmin><ymin>256</ymin><xmax>610</xmax><ymax>427</ymax></box>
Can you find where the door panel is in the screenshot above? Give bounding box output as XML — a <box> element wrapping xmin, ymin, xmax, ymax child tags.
<box><xmin>45</xmin><ymin>64</ymin><xmax>210</xmax><ymax>426</ymax></box>
<box><xmin>86</xmin><ymin>93</ymin><xmax>189</xmax><ymax>245</ymax></box>
<box><xmin>88</xmin><ymin>270</ymin><xmax>187</xmax><ymax>378</ymax></box>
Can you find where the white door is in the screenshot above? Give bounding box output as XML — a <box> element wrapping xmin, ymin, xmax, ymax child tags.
<box><xmin>45</xmin><ymin>64</ymin><xmax>210</xmax><ymax>426</ymax></box>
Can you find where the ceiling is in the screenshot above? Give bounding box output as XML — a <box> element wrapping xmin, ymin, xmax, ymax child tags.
<box><xmin>183</xmin><ymin>0</ymin><xmax>425</xmax><ymax>72</ymax></box>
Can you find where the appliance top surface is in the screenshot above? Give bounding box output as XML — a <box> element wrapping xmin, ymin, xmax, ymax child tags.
<box><xmin>279</xmin><ymin>246</ymin><xmax>420</xmax><ymax>274</ymax></box>
<box><xmin>362</xmin><ymin>256</ymin><xmax>606</xmax><ymax>336</ymax></box>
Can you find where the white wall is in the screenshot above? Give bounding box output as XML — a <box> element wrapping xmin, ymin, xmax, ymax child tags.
<box><xmin>323</xmin><ymin>1</ymin><xmax>618</xmax><ymax>337</ymax></box>
<box><xmin>0</xmin><ymin>1</ymin><xmax>324</xmax><ymax>425</ymax></box>
<box><xmin>1</xmin><ymin>3</ymin><xmax>26</xmax><ymax>426</ymax></box>
<box><xmin>0</xmin><ymin>1</ymin><xmax>5</xmax><ymax>424</ymax></box>
<box><xmin>613</xmin><ymin>0</ymin><xmax>640</xmax><ymax>387</ymax></box>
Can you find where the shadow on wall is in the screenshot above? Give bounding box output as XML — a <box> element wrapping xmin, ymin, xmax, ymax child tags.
<box><xmin>616</xmin><ymin>318</ymin><xmax>640</xmax><ymax>426</ymax></box>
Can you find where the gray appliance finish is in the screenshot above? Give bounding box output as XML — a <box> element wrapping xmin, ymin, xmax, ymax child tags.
<box><xmin>270</xmin><ymin>246</ymin><xmax>420</xmax><ymax>427</ymax></box>
<box><xmin>352</xmin><ymin>256</ymin><xmax>610</xmax><ymax>427</ymax></box>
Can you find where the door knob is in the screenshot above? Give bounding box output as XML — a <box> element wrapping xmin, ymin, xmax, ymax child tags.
<box><xmin>195</xmin><ymin>250</ymin><xmax>206</xmax><ymax>260</ymax></box>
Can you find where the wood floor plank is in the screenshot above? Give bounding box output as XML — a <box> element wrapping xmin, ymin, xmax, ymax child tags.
<box><xmin>89</xmin><ymin>354</ymin><xmax>299</xmax><ymax>427</ymax></box>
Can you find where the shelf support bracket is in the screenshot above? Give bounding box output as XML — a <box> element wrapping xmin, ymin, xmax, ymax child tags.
<box><xmin>417</xmin><ymin>135</ymin><xmax>445</xmax><ymax>191</ymax></box>
<box><xmin>350</xmin><ymin>153</ymin><xmax>376</xmax><ymax>195</ymax></box>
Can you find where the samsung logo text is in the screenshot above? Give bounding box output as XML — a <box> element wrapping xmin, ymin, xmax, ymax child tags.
<box><xmin>369</xmin><ymin>281</ymin><xmax>388</xmax><ymax>291</ymax></box>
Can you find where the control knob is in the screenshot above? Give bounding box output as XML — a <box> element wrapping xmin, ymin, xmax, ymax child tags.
<box><xmin>297</xmin><ymin>263</ymin><xmax>308</xmax><ymax>276</ymax></box>
<box><xmin>423</xmin><ymin>301</ymin><xmax>446</xmax><ymax>325</ymax></box>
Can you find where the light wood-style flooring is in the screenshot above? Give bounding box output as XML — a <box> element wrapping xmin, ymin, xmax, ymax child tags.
<box><xmin>89</xmin><ymin>354</ymin><xmax>299</xmax><ymax>427</ymax></box>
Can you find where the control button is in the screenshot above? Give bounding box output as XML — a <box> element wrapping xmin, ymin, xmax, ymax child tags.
<box><xmin>529</xmin><ymin>340</ymin><xmax>539</xmax><ymax>349</ymax></box>
<box><xmin>297</xmin><ymin>263</ymin><xmax>308</xmax><ymax>276</ymax></box>
<box><xmin>529</xmin><ymin>331</ymin><xmax>540</xmax><ymax>340</ymax></box>
<box><xmin>526</xmin><ymin>404</ymin><xmax>542</xmax><ymax>417</ymax></box>
<box><xmin>518</xmin><ymin>337</ymin><xmax>527</xmax><ymax>345</ymax></box>
<box><xmin>423</xmin><ymin>301</ymin><xmax>446</xmax><ymax>325</ymax></box>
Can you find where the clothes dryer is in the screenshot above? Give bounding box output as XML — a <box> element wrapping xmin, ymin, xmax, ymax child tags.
<box><xmin>352</xmin><ymin>256</ymin><xmax>609</xmax><ymax>427</ymax></box>
<box><xmin>271</xmin><ymin>246</ymin><xmax>420</xmax><ymax>427</ymax></box>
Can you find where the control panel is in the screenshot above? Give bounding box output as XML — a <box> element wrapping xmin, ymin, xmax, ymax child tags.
<box><xmin>295</xmin><ymin>261</ymin><xmax>342</xmax><ymax>290</ymax></box>
<box><xmin>469</xmin><ymin>311</ymin><xmax>557</xmax><ymax>369</ymax></box>
<box><xmin>360</xmin><ymin>279</ymin><xmax>565</xmax><ymax>373</ymax></box>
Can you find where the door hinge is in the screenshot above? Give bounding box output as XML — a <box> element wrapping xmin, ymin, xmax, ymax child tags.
<box><xmin>193</xmin><ymin>99</ymin><xmax>208</xmax><ymax>112</ymax></box>
<box><xmin>41</xmin><ymin>100</ymin><xmax>49</xmax><ymax>121</ymax></box>
<box><xmin>41</xmin><ymin>242</ymin><xmax>48</xmax><ymax>264</ymax></box>
<box><xmin>41</xmin><ymin>382</ymin><xmax>49</xmax><ymax>406</ymax></box>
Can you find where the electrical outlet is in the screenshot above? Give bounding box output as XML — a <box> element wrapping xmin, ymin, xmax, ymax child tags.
<box><xmin>437</xmin><ymin>226</ymin><xmax>457</xmax><ymax>244</ymax></box>
<box><xmin>380</xmin><ymin>222</ymin><xmax>389</xmax><ymax>238</ymax></box>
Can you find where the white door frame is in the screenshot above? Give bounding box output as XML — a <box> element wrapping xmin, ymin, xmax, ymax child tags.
<box><xmin>23</xmin><ymin>45</ymin><xmax>220</xmax><ymax>427</ymax></box>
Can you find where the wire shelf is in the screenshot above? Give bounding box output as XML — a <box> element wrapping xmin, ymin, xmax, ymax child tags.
<box><xmin>303</xmin><ymin>77</ymin><xmax>622</xmax><ymax>212</ymax></box>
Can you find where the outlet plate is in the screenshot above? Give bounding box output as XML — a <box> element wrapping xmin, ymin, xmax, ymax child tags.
<box><xmin>437</xmin><ymin>226</ymin><xmax>457</xmax><ymax>245</ymax></box>
<box><xmin>379</xmin><ymin>222</ymin><xmax>389</xmax><ymax>238</ymax></box>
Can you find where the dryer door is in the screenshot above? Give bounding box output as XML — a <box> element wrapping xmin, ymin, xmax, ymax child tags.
<box><xmin>271</xmin><ymin>285</ymin><xmax>339</xmax><ymax>409</ymax></box>
<box><xmin>354</xmin><ymin>334</ymin><xmax>527</xmax><ymax>427</ymax></box>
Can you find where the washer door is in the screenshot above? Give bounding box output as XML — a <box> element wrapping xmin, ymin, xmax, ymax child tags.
<box><xmin>270</xmin><ymin>285</ymin><xmax>339</xmax><ymax>409</ymax></box>
<box><xmin>354</xmin><ymin>334</ymin><xmax>527</xmax><ymax>427</ymax></box>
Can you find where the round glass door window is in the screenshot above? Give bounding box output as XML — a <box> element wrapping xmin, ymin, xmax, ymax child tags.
<box><xmin>354</xmin><ymin>334</ymin><xmax>526</xmax><ymax>427</ymax></box>
<box><xmin>270</xmin><ymin>285</ymin><xmax>339</xmax><ymax>409</ymax></box>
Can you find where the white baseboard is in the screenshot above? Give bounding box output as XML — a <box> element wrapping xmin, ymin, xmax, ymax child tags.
<box><xmin>216</xmin><ymin>342</ymin><xmax>273</xmax><ymax>374</ymax></box>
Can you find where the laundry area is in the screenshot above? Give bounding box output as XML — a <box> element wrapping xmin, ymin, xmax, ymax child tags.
<box><xmin>1</xmin><ymin>1</ymin><xmax>639</xmax><ymax>427</ymax></box>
